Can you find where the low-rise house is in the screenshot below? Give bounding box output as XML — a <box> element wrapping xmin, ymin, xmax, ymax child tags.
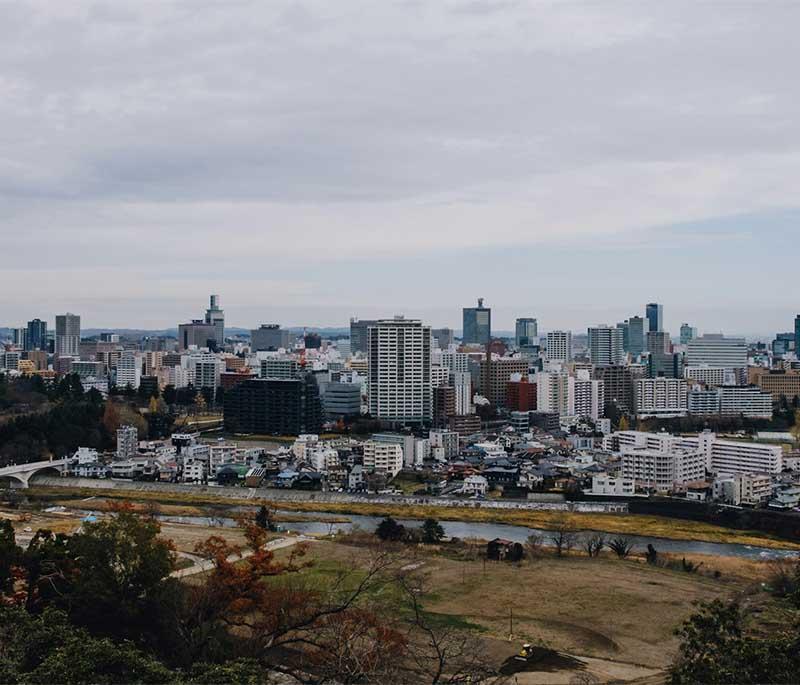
<box><xmin>589</xmin><ymin>474</ymin><xmax>635</xmax><ymax>496</ymax></box>
<box><xmin>461</xmin><ymin>474</ymin><xmax>488</xmax><ymax>496</ymax></box>
<box><xmin>487</xmin><ymin>538</ymin><xmax>524</xmax><ymax>561</ymax></box>
<box><xmin>769</xmin><ymin>485</ymin><xmax>800</xmax><ymax>510</ymax></box>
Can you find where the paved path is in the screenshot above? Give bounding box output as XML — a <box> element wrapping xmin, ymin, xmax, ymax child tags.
<box><xmin>171</xmin><ymin>535</ymin><xmax>314</xmax><ymax>578</ymax></box>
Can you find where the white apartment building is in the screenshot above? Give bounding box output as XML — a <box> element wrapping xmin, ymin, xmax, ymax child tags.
<box><xmin>536</xmin><ymin>370</ymin><xmax>603</xmax><ymax>420</ymax></box>
<box><xmin>440</xmin><ymin>351</ymin><xmax>470</xmax><ymax>373</ymax></box>
<box><xmin>189</xmin><ymin>352</ymin><xmax>224</xmax><ymax>391</ymax></box>
<box><xmin>536</xmin><ymin>371</ymin><xmax>570</xmax><ymax>415</ymax></box>
<box><xmin>546</xmin><ymin>331</ymin><xmax>572</xmax><ymax>362</ymax></box>
<box><xmin>367</xmin><ymin>317</ymin><xmax>432</xmax><ymax>424</ymax></box>
<box><xmin>362</xmin><ymin>441</ymin><xmax>404</xmax><ymax>477</ymax></box>
<box><xmin>590</xmin><ymin>474</ymin><xmax>636</xmax><ymax>496</ymax></box>
<box><xmin>430</xmin><ymin>364</ymin><xmax>451</xmax><ymax>388</ymax></box>
<box><xmin>116</xmin><ymin>350</ymin><xmax>142</xmax><ymax>390</ymax></box>
<box><xmin>687</xmin><ymin>334</ymin><xmax>748</xmax><ymax>368</ymax></box>
<box><xmin>621</xmin><ymin>445</ymin><xmax>706</xmax><ymax>492</ymax></box>
<box><xmin>684</xmin><ymin>366</ymin><xmax>741</xmax><ymax>388</ymax></box>
<box><xmin>713</xmin><ymin>472</ymin><xmax>772</xmax><ymax>506</ymax></box>
<box><xmin>718</xmin><ymin>385</ymin><xmax>773</xmax><ymax>419</ymax></box>
<box><xmin>308</xmin><ymin>448</ymin><xmax>340</xmax><ymax>473</ymax></box>
<box><xmin>608</xmin><ymin>430</ymin><xmax>782</xmax><ymax>475</ymax></box>
<box><xmin>429</xmin><ymin>429</ymin><xmax>459</xmax><ymax>459</ymax></box>
<box><xmin>635</xmin><ymin>378</ymin><xmax>688</xmax><ymax>417</ymax></box>
<box><xmin>451</xmin><ymin>371</ymin><xmax>473</xmax><ymax>415</ymax></box>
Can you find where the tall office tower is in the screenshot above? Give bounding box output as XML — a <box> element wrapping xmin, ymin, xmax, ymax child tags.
<box><xmin>55</xmin><ymin>313</ymin><xmax>80</xmax><ymax>357</ymax></box>
<box><xmin>204</xmin><ymin>294</ymin><xmax>225</xmax><ymax>346</ymax></box>
<box><xmin>431</xmin><ymin>328</ymin><xmax>454</xmax><ymax>349</ymax></box>
<box><xmin>546</xmin><ymin>330</ymin><xmax>573</xmax><ymax>362</ymax></box>
<box><xmin>616</xmin><ymin>321</ymin><xmax>629</xmax><ymax>353</ymax></box>
<box><xmin>515</xmin><ymin>317</ymin><xmax>538</xmax><ymax>348</ymax></box>
<box><xmin>178</xmin><ymin>320</ymin><xmax>218</xmax><ymax>351</ymax></box>
<box><xmin>588</xmin><ymin>325</ymin><xmax>625</xmax><ymax>366</ymax></box>
<box><xmin>646</xmin><ymin>330</ymin><xmax>670</xmax><ymax>355</ymax></box>
<box><xmin>25</xmin><ymin>319</ymin><xmax>47</xmax><ymax>351</ymax></box>
<box><xmin>462</xmin><ymin>298</ymin><xmax>491</xmax><ymax>346</ymax></box>
<box><xmin>11</xmin><ymin>328</ymin><xmax>26</xmax><ymax>348</ymax></box>
<box><xmin>679</xmin><ymin>323</ymin><xmax>697</xmax><ymax>346</ymax></box>
<box><xmin>795</xmin><ymin>315</ymin><xmax>800</xmax><ymax>358</ymax></box>
<box><xmin>116</xmin><ymin>350</ymin><xmax>142</xmax><ymax>390</ymax></box>
<box><xmin>627</xmin><ymin>316</ymin><xmax>645</xmax><ymax>356</ymax></box>
<box><xmin>646</xmin><ymin>303</ymin><xmax>663</xmax><ymax>333</ymax></box>
<box><xmin>349</xmin><ymin>318</ymin><xmax>379</xmax><ymax>354</ymax></box>
<box><xmin>250</xmin><ymin>324</ymin><xmax>292</xmax><ymax>351</ymax></box>
<box><xmin>367</xmin><ymin>317</ymin><xmax>432</xmax><ymax>425</ymax></box>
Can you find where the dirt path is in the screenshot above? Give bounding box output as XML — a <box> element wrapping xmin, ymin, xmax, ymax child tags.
<box><xmin>171</xmin><ymin>535</ymin><xmax>315</xmax><ymax>578</ymax></box>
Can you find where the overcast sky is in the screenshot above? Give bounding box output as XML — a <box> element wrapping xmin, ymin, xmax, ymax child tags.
<box><xmin>1</xmin><ymin>1</ymin><xmax>798</xmax><ymax>337</ymax></box>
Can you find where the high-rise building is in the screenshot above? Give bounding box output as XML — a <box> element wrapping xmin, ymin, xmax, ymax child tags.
<box><xmin>321</xmin><ymin>382</ymin><xmax>361</xmax><ymax>420</ymax></box>
<box><xmin>55</xmin><ymin>313</ymin><xmax>80</xmax><ymax>357</ymax></box>
<box><xmin>546</xmin><ymin>331</ymin><xmax>572</xmax><ymax>362</ymax></box>
<box><xmin>116</xmin><ymin>425</ymin><xmax>139</xmax><ymax>461</ymax></box>
<box><xmin>349</xmin><ymin>318</ymin><xmax>379</xmax><ymax>354</ymax></box>
<box><xmin>115</xmin><ymin>351</ymin><xmax>142</xmax><ymax>389</ymax></box>
<box><xmin>515</xmin><ymin>318</ymin><xmax>538</xmax><ymax>347</ymax></box>
<box><xmin>451</xmin><ymin>371</ymin><xmax>473</xmax><ymax>415</ymax></box>
<box><xmin>251</xmin><ymin>324</ymin><xmax>293</xmax><ymax>351</ymax></box>
<box><xmin>588</xmin><ymin>325</ymin><xmax>625</xmax><ymax>366</ymax></box>
<box><xmin>594</xmin><ymin>365</ymin><xmax>635</xmax><ymax>413</ymax></box>
<box><xmin>189</xmin><ymin>352</ymin><xmax>224</xmax><ymax>391</ymax></box>
<box><xmin>634</xmin><ymin>378</ymin><xmax>688</xmax><ymax>417</ymax></box>
<box><xmin>11</xmin><ymin>328</ymin><xmax>26</xmax><ymax>348</ymax></box>
<box><xmin>462</xmin><ymin>298</ymin><xmax>491</xmax><ymax>346</ymax></box>
<box><xmin>367</xmin><ymin>317</ymin><xmax>432</xmax><ymax>425</ymax></box>
<box><xmin>431</xmin><ymin>328</ymin><xmax>454</xmax><ymax>349</ymax></box>
<box><xmin>480</xmin><ymin>357</ymin><xmax>529</xmax><ymax>407</ymax></box>
<box><xmin>679</xmin><ymin>323</ymin><xmax>697</xmax><ymax>346</ymax></box>
<box><xmin>646</xmin><ymin>303</ymin><xmax>663</xmax><ymax>333</ymax></box>
<box><xmin>204</xmin><ymin>294</ymin><xmax>225</xmax><ymax>346</ymax></box>
<box><xmin>686</xmin><ymin>334</ymin><xmax>747</xmax><ymax>368</ymax></box>
<box><xmin>223</xmin><ymin>376</ymin><xmax>322</xmax><ymax>435</ymax></box>
<box><xmin>795</xmin><ymin>315</ymin><xmax>800</xmax><ymax>358</ymax></box>
<box><xmin>627</xmin><ymin>316</ymin><xmax>645</xmax><ymax>357</ymax></box>
<box><xmin>646</xmin><ymin>330</ymin><xmax>670</xmax><ymax>356</ymax></box>
<box><xmin>178</xmin><ymin>321</ymin><xmax>218</xmax><ymax>351</ymax></box>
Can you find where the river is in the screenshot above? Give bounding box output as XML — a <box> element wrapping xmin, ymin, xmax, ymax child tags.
<box><xmin>153</xmin><ymin>509</ymin><xmax>800</xmax><ymax>561</ymax></box>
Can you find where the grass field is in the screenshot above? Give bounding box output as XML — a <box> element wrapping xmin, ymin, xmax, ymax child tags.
<box><xmin>24</xmin><ymin>484</ymin><xmax>800</xmax><ymax>550</ymax></box>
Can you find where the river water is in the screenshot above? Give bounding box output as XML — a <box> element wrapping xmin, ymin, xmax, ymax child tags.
<box><xmin>154</xmin><ymin>510</ymin><xmax>800</xmax><ymax>561</ymax></box>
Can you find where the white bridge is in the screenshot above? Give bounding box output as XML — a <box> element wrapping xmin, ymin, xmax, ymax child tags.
<box><xmin>0</xmin><ymin>458</ymin><xmax>72</xmax><ymax>488</ymax></box>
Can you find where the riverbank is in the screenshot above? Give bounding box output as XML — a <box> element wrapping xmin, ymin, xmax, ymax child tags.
<box><xmin>24</xmin><ymin>481</ymin><xmax>800</xmax><ymax>551</ymax></box>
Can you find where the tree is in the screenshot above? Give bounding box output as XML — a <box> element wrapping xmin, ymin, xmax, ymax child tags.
<box><xmin>255</xmin><ymin>505</ymin><xmax>276</xmax><ymax>532</ymax></box>
<box><xmin>550</xmin><ymin>516</ymin><xmax>577</xmax><ymax>557</ymax></box>
<box><xmin>0</xmin><ymin>520</ymin><xmax>20</xmax><ymax>594</ymax></box>
<box><xmin>0</xmin><ymin>606</ymin><xmax>175</xmax><ymax>684</ymax></box>
<box><xmin>162</xmin><ymin>384</ymin><xmax>177</xmax><ymax>406</ymax></box>
<box><xmin>609</xmin><ymin>536</ymin><xmax>635</xmax><ymax>559</ymax></box>
<box><xmin>376</xmin><ymin>516</ymin><xmax>406</xmax><ymax>542</ymax></box>
<box><xmin>670</xmin><ymin>600</ymin><xmax>800</xmax><ymax>684</ymax></box>
<box><xmin>420</xmin><ymin>518</ymin><xmax>445</xmax><ymax>544</ymax></box>
<box><xmin>618</xmin><ymin>415</ymin><xmax>630</xmax><ymax>432</ymax></box>
<box><xmin>66</xmin><ymin>510</ymin><xmax>176</xmax><ymax>641</ymax></box>
<box><xmin>102</xmin><ymin>400</ymin><xmax>121</xmax><ymax>436</ymax></box>
<box><xmin>525</xmin><ymin>533</ymin><xmax>544</xmax><ymax>560</ymax></box>
<box><xmin>398</xmin><ymin>573</ymin><xmax>496</xmax><ymax>684</ymax></box>
<box><xmin>583</xmin><ymin>533</ymin><xmax>606</xmax><ymax>558</ymax></box>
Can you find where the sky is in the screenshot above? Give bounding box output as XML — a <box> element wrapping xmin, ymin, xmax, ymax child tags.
<box><xmin>1</xmin><ymin>1</ymin><xmax>798</xmax><ymax>338</ymax></box>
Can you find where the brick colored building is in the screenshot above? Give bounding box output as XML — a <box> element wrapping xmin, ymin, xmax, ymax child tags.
<box><xmin>506</xmin><ymin>378</ymin><xmax>537</xmax><ymax>412</ymax></box>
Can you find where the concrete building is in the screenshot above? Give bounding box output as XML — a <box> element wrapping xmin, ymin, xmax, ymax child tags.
<box><xmin>626</xmin><ymin>316</ymin><xmax>645</xmax><ymax>356</ymax></box>
<box><xmin>713</xmin><ymin>472</ymin><xmax>772</xmax><ymax>506</ymax></box>
<box><xmin>480</xmin><ymin>357</ymin><xmax>530</xmax><ymax>407</ymax></box>
<box><xmin>593</xmin><ymin>365</ymin><xmax>634</xmax><ymax>413</ymax></box>
<box><xmin>116</xmin><ymin>350</ymin><xmax>142</xmax><ymax>390</ymax></box>
<box><xmin>686</xmin><ymin>334</ymin><xmax>747</xmax><ymax>370</ymax></box>
<box><xmin>349</xmin><ymin>318</ymin><xmax>379</xmax><ymax>355</ymax></box>
<box><xmin>685</xmin><ymin>366</ymin><xmax>740</xmax><ymax>388</ymax></box>
<box><xmin>367</xmin><ymin>317</ymin><xmax>432</xmax><ymax>425</ymax></box>
<box><xmin>321</xmin><ymin>382</ymin><xmax>361</xmax><ymax>420</ymax></box>
<box><xmin>260</xmin><ymin>358</ymin><xmax>299</xmax><ymax>379</ymax></box>
<box><xmin>430</xmin><ymin>429</ymin><xmax>459</xmax><ymax>459</ymax></box>
<box><xmin>116</xmin><ymin>425</ymin><xmax>139</xmax><ymax>461</ymax></box>
<box><xmin>189</xmin><ymin>353</ymin><xmax>224</xmax><ymax>391</ymax></box>
<box><xmin>590</xmin><ymin>474</ymin><xmax>636</xmax><ymax>496</ymax></box>
<box><xmin>204</xmin><ymin>294</ymin><xmax>225</xmax><ymax>346</ymax></box>
<box><xmin>55</xmin><ymin>313</ymin><xmax>80</xmax><ymax>357</ymax></box>
<box><xmin>362</xmin><ymin>441</ymin><xmax>403</xmax><ymax>477</ymax></box>
<box><xmin>431</xmin><ymin>328</ymin><xmax>454</xmax><ymax>349</ymax></box>
<box><xmin>178</xmin><ymin>321</ymin><xmax>217</xmax><ymax>351</ymax></box>
<box><xmin>251</xmin><ymin>324</ymin><xmax>293</xmax><ymax>351</ymax></box>
<box><xmin>440</xmin><ymin>351</ymin><xmax>470</xmax><ymax>373</ymax></box>
<box><xmin>588</xmin><ymin>325</ymin><xmax>625</xmax><ymax>366</ymax></box>
<box><xmin>451</xmin><ymin>371</ymin><xmax>473</xmax><ymax>415</ymax></box>
<box><xmin>634</xmin><ymin>378</ymin><xmax>688</xmax><ymax>417</ymax></box>
<box><xmin>223</xmin><ymin>376</ymin><xmax>322</xmax><ymax>435</ymax></box>
<box><xmin>754</xmin><ymin>370</ymin><xmax>800</xmax><ymax>402</ymax></box>
<box><xmin>545</xmin><ymin>330</ymin><xmax>572</xmax><ymax>362</ymax></box>
<box><xmin>621</xmin><ymin>443</ymin><xmax>706</xmax><ymax>492</ymax></box>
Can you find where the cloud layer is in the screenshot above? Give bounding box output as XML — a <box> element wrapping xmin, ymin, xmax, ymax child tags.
<box><xmin>1</xmin><ymin>1</ymin><xmax>798</xmax><ymax>333</ymax></box>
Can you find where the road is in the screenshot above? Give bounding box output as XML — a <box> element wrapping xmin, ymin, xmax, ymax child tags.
<box><xmin>171</xmin><ymin>534</ymin><xmax>314</xmax><ymax>578</ymax></box>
